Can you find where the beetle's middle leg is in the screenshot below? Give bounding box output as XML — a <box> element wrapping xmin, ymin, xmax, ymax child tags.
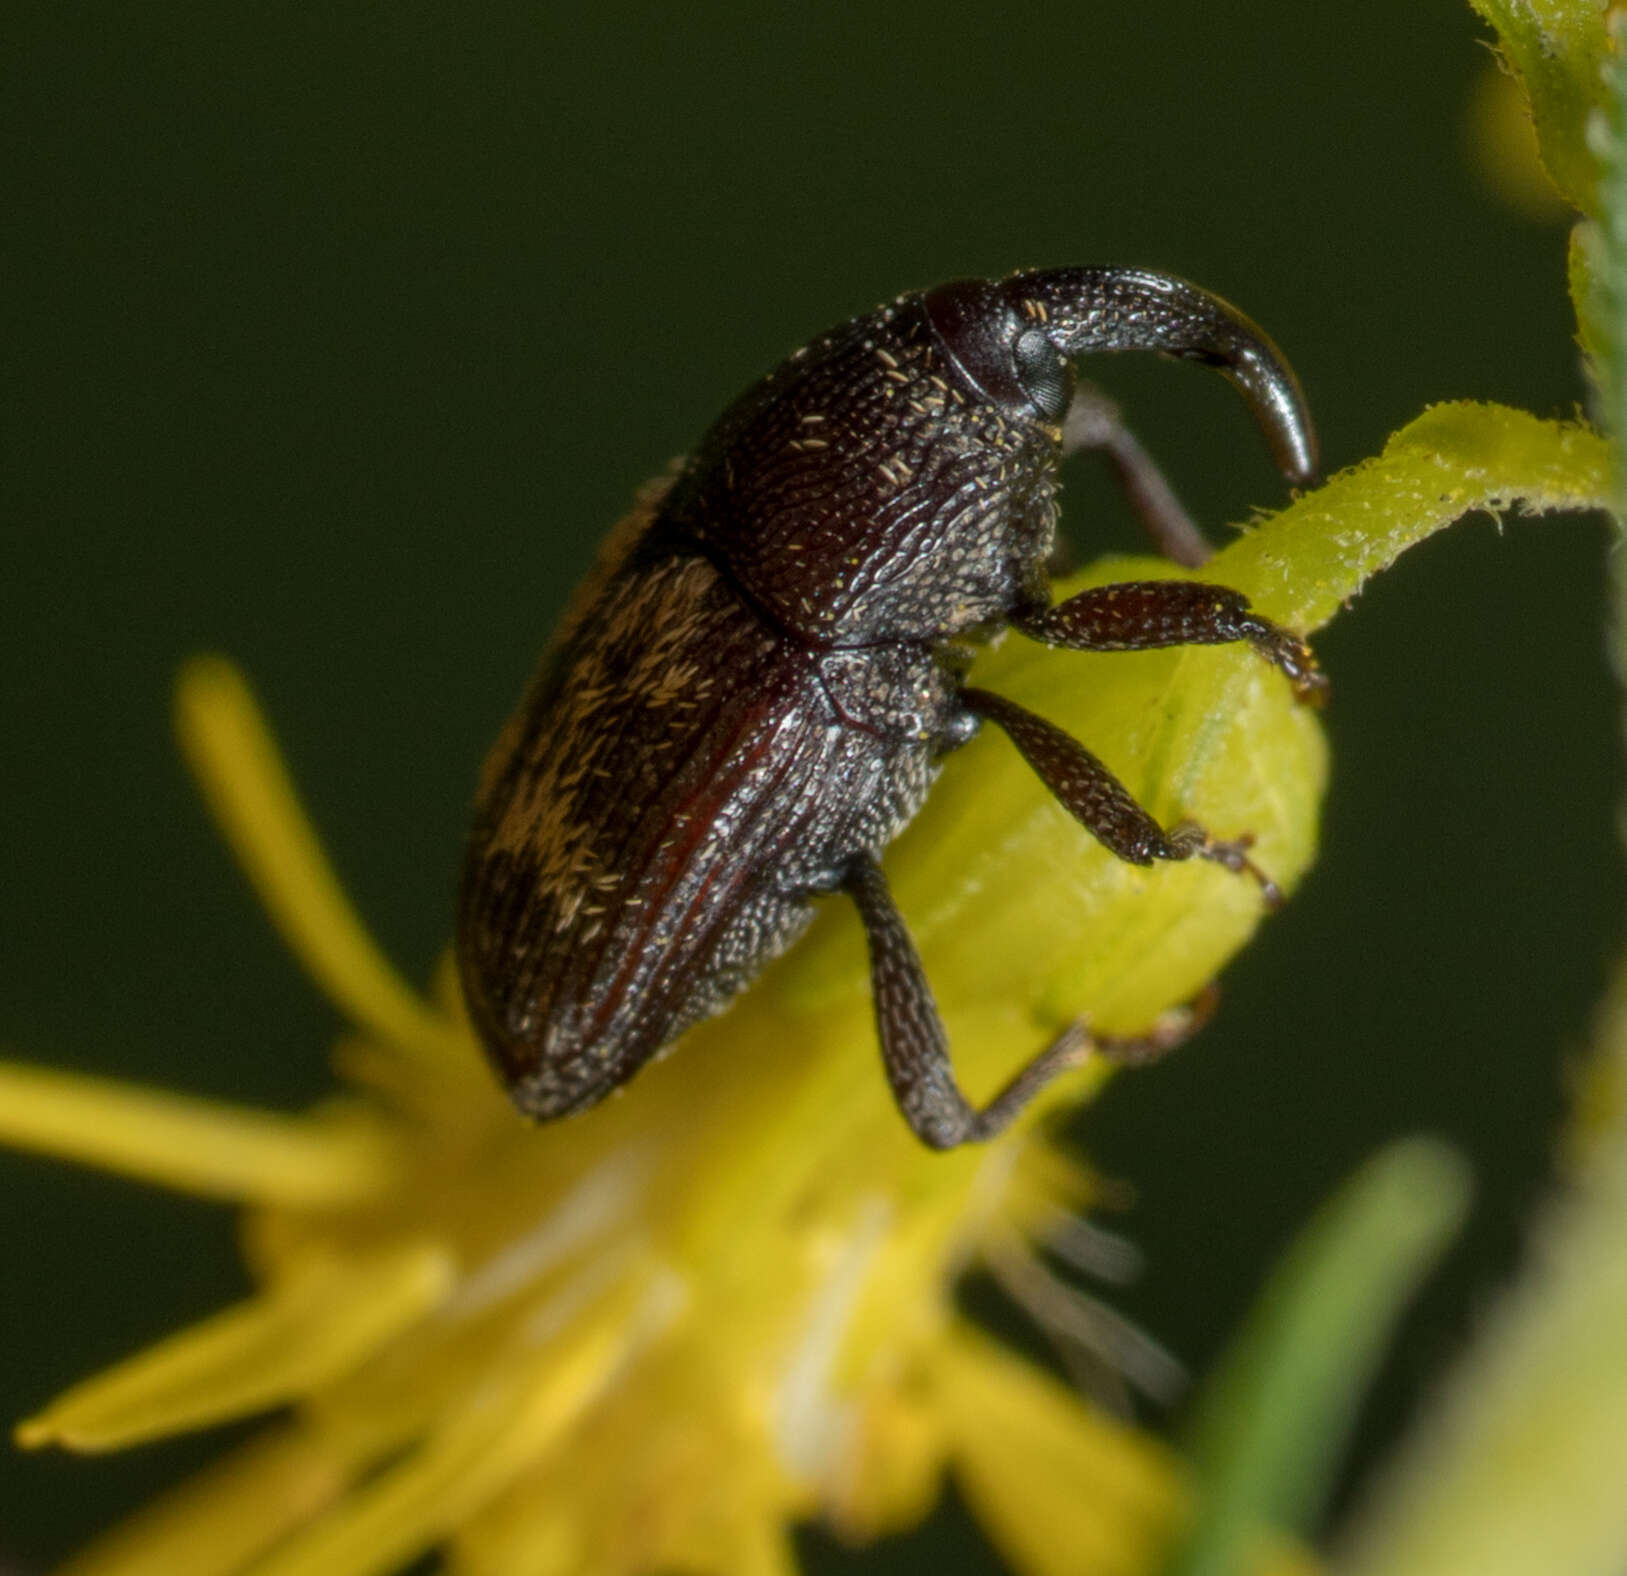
<box><xmin>1016</xmin><ymin>580</ymin><xmax>1327</xmax><ymax>705</ymax></box>
<box><xmin>1062</xmin><ymin>384</ymin><xmax>1213</xmax><ymax>568</ymax></box>
<box><xmin>960</xmin><ymin>686</ymin><xmax>1281</xmax><ymax>904</ymax></box>
<box><xmin>843</xmin><ymin>851</ymin><xmax>1213</xmax><ymax>1149</ymax></box>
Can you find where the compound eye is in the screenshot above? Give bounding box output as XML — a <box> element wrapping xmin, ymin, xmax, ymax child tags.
<box><xmin>1012</xmin><ymin>328</ymin><xmax>1074</xmax><ymax>423</ymax></box>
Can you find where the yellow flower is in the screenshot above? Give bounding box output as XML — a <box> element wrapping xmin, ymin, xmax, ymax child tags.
<box><xmin>0</xmin><ymin>404</ymin><xmax>1607</xmax><ymax>1576</ymax></box>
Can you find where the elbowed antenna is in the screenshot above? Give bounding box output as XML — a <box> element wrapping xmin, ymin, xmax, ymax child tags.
<box><xmin>1006</xmin><ymin>266</ymin><xmax>1319</xmax><ymax>487</ymax></box>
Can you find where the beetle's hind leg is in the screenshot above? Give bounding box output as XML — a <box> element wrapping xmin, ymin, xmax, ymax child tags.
<box><xmin>1062</xmin><ymin>384</ymin><xmax>1213</xmax><ymax>568</ymax></box>
<box><xmin>1016</xmin><ymin>579</ymin><xmax>1327</xmax><ymax>705</ymax></box>
<box><xmin>845</xmin><ymin>850</ymin><xmax>1216</xmax><ymax>1149</ymax></box>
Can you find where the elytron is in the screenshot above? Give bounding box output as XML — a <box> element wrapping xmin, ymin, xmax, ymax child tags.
<box><xmin>457</xmin><ymin>265</ymin><xmax>1323</xmax><ymax>1149</ymax></box>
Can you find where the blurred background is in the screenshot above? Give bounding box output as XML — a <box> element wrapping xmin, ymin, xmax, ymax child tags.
<box><xmin>2</xmin><ymin>2</ymin><xmax>1617</xmax><ymax>1568</ymax></box>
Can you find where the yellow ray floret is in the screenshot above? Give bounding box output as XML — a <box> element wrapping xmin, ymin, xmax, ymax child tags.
<box><xmin>174</xmin><ymin>655</ymin><xmax>463</xmax><ymax>1069</ymax></box>
<box><xmin>0</xmin><ymin>1059</ymin><xmax>398</xmax><ymax>1205</ymax></box>
<box><xmin>56</xmin><ymin>1425</ymin><xmax>364</xmax><ymax>1576</ymax></box>
<box><xmin>937</xmin><ymin>1326</ymin><xmax>1179</xmax><ymax>1576</ymax></box>
<box><xmin>18</xmin><ymin>1241</ymin><xmax>454</xmax><ymax>1451</ymax></box>
<box><xmin>242</xmin><ymin>1269</ymin><xmax>679</xmax><ymax>1576</ymax></box>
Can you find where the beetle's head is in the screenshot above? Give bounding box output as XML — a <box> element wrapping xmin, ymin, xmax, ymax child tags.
<box><xmin>923</xmin><ymin>266</ymin><xmax>1318</xmax><ymax>487</ymax></box>
<box><xmin>921</xmin><ymin>277</ymin><xmax>1077</xmax><ymax>429</ymax></box>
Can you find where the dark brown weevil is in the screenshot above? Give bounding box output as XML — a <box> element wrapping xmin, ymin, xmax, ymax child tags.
<box><xmin>457</xmin><ymin>266</ymin><xmax>1325</xmax><ymax>1150</ymax></box>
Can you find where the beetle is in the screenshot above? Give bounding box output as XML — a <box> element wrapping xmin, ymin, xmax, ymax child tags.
<box><xmin>457</xmin><ymin>265</ymin><xmax>1324</xmax><ymax>1150</ymax></box>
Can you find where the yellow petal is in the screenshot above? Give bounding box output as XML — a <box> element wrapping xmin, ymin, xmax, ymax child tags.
<box><xmin>455</xmin><ymin>1500</ymin><xmax>798</xmax><ymax>1576</ymax></box>
<box><xmin>731</xmin><ymin>1522</ymin><xmax>802</xmax><ymax>1576</ymax></box>
<box><xmin>0</xmin><ymin>1059</ymin><xmax>397</xmax><ymax>1205</ymax></box>
<box><xmin>825</xmin><ymin>1385</ymin><xmax>947</xmax><ymax>1544</ymax></box>
<box><xmin>243</xmin><ymin>1272</ymin><xmax>677</xmax><ymax>1576</ymax></box>
<box><xmin>174</xmin><ymin>656</ymin><xmax>460</xmax><ymax>1068</ymax></box>
<box><xmin>57</xmin><ymin>1423</ymin><xmax>358</xmax><ymax>1576</ymax></box>
<box><xmin>452</xmin><ymin>1511</ymin><xmax>581</xmax><ymax>1576</ymax></box>
<box><xmin>936</xmin><ymin>1323</ymin><xmax>1183</xmax><ymax>1576</ymax></box>
<box><xmin>18</xmin><ymin>1241</ymin><xmax>453</xmax><ymax>1451</ymax></box>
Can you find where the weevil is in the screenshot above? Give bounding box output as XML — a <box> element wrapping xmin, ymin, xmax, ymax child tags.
<box><xmin>457</xmin><ymin>266</ymin><xmax>1324</xmax><ymax>1150</ymax></box>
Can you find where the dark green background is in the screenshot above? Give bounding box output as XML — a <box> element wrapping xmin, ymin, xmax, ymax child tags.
<box><xmin>3</xmin><ymin>3</ymin><xmax>1618</xmax><ymax>1569</ymax></box>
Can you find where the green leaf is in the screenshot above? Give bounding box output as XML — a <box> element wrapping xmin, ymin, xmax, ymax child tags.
<box><xmin>1214</xmin><ymin>401</ymin><xmax>1610</xmax><ymax>631</ymax></box>
<box><xmin>1465</xmin><ymin>0</ymin><xmax>1610</xmax><ymax>213</ymax></box>
<box><xmin>1335</xmin><ymin>1021</ymin><xmax>1627</xmax><ymax>1576</ymax></box>
<box><xmin>1164</xmin><ymin>1139</ymin><xmax>1472</xmax><ymax>1576</ymax></box>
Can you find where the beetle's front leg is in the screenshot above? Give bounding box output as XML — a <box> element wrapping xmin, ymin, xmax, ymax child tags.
<box><xmin>843</xmin><ymin>851</ymin><xmax>1214</xmax><ymax>1149</ymax></box>
<box><xmin>1017</xmin><ymin>580</ymin><xmax>1328</xmax><ymax>705</ymax></box>
<box><xmin>961</xmin><ymin>686</ymin><xmax>1281</xmax><ymax>904</ymax></box>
